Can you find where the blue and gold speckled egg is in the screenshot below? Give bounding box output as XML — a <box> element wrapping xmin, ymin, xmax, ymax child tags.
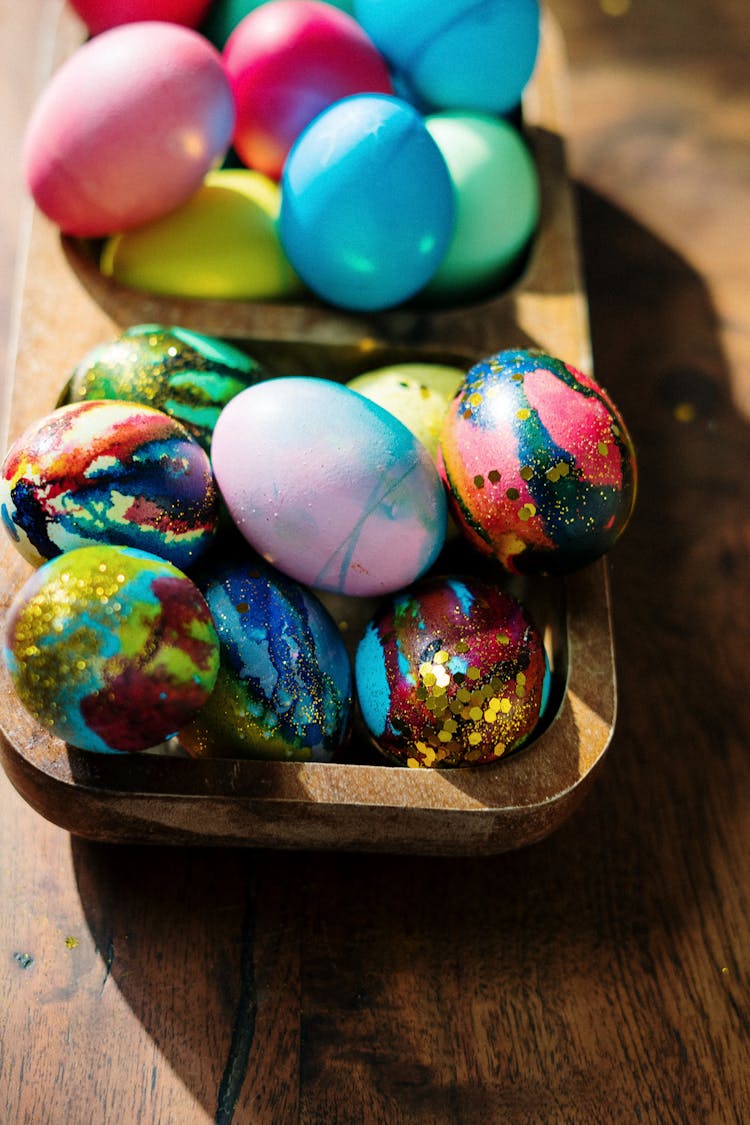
<box><xmin>3</xmin><ymin>544</ymin><xmax>220</xmax><ymax>753</ymax></box>
<box><xmin>438</xmin><ymin>349</ymin><xmax>637</xmax><ymax>575</ymax></box>
<box><xmin>0</xmin><ymin>400</ymin><xmax>219</xmax><ymax>570</ymax></box>
<box><xmin>64</xmin><ymin>324</ymin><xmax>268</xmax><ymax>451</ymax></box>
<box><xmin>179</xmin><ymin>549</ymin><xmax>353</xmax><ymax>761</ymax></box>
<box><xmin>355</xmin><ymin>574</ymin><xmax>549</xmax><ymax>768</ymax></box>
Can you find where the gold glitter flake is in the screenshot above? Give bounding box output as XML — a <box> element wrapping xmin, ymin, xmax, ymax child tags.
<box><xmin>520</xmin><ymin>466</ymin><xmax>533</xmax><ymax>481</ymax></box>
<box><xmin>488</xmin><ymin>469</ymin><xmax>501</xmax><ymax>483</ymax></box>
<box><xmin>473</xmin><ymin>475</ymin><xmax>485</xmax><ymax>489</ymax></box>
<box><xmin>516</xmin><ymin>408</ymin><xmax>531</xmax><ymax>421</ymax></box>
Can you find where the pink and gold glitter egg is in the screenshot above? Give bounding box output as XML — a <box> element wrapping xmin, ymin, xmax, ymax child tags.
<box><xmin>438</xmin><ymin>349</ymin><xmax>637</xmax><ymax>575</ymax></box>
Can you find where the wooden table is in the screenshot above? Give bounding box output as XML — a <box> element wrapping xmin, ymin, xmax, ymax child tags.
<box><xmin>1</xmin><ymin>1</ymin><xmax>748</xmax><ymax>1121</ymax></box>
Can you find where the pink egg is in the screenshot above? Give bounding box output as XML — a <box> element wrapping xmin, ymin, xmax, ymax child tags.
<box><xmin>23</xmin><ymin>22</ymin><xmax>235</xmax><ymax>237</ymax></box>
<box><xmin>68</xmin><ymin>0</ymin><xmax>212</xmax><ymax>35</ymax></box>
<box><xmin>224</xmin><ymin>0</ymin><xmax>393</xmax><ymax>180</ymax></box>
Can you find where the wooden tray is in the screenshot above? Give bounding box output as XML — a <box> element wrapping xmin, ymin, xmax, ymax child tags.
<box><xmin>0</xmin><ymin>6</ymin><xmax>616</xmax><ymax>854</ymax></box>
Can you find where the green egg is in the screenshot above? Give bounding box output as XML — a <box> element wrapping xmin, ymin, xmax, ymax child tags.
<box><xmin>422</xmin><ymin>112</ymin><xmax>540</xmax><ymax>302</ymax></box>
<box><xmin>100</xmin><ymin>168</ymin><xmax>304</xmax><ymax>302</ymax></box>
<box><xmin>64</xmin><ymin>323</ymin><xmax>268</xmax><ymax>452</ymax></box>
<box><xmin>347</xmin><ymin>362</ymin><xmax>465</xmax><ymax>462</ymax></box>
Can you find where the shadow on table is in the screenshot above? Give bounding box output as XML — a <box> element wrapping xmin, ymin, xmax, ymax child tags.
<box><xmin>71</xmin><ymin>186</ymin><xmax>749</xmax><ymax>1123</ymax></box>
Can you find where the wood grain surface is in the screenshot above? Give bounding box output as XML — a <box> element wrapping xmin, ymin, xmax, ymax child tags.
<box><xmin>1</xmin><ymin>1</ymin><xmax>749</xmax><ymax>1123</ymax></box>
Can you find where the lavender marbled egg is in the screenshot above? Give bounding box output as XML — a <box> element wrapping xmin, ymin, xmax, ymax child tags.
<box><xmin>211</xmin><ymin>376</ymin><xmax>447</xmax><ymax>596</ymax></box>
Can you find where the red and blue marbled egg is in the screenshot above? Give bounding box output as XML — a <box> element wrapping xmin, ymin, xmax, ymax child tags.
<box><xmin>0</xmin><ymin>400</ymin><xmax>219</xmax><ymax>571</ymax></box>
<box><xmin>355</xmin><ymin>574</ymin><xmax>549</xmax><ymax>768</ymax></box>
<box><xmin>438</xmin><ymin>349</ymin><xmax>637</xmax><ymax>575</ymax></box>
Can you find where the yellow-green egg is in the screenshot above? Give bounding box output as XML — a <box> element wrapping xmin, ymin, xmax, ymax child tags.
<box><xmin>100</xmin><ymin>168</ymin><xmax>304</xmax><ymax>300</ymax></box>
<box><xmin>347</xmin><ymin>363</ymin><xmax>465</xmax><ymax>462</ymax></box>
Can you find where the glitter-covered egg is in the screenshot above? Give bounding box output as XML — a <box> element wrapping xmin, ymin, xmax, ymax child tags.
<box><xmin>211</xmin><ymin>376</ymin><xmax>447</xmax><ymax>596</ymax></box>
<box><xmin>3</xmin><ymin>545</ymin><xmax>220</xmax><ymax>753</ymax></box>
<box><xmin>0</xmin><ymin>400</ymin><xmax>219</xmax><ymax>569</ymax></box>
<box><xmin>180</xmin><ymin>549</ymin><xmax>352</xmax><ymax>761</ymax></box>
<box><xmin>64</xmin><ymin>324</ymin><xmax>268</xmax><ymax>451</ymax></box>
<box><xmin>355</xmin><ymin>575</ymin><xmax>549</xmax><ymax>768</ymax></box>
<box><xmin>438</xmin><ymin>349</ymin><xmax>637</xmax><ymax>575</ymax></box>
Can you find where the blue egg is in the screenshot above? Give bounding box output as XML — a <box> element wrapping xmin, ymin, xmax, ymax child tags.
<box><xmin>179</xmin><ymin>551</ymin><xmax>353</xmax><ymax>761</ymax></box>
<box><xmin>354</xmin><ymin>0</ymin><xmax>540</xmax><ymax>115</ymax></box>
<box><xmin>279</xmin><ymin>94</ymin><xmax>455</xmax><ymax>311</ymax></box>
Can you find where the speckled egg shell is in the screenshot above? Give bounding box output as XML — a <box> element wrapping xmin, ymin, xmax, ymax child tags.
<box><xmin>211</xmin><ymin>376</ymin><xmax>447</xmax><ymax>596</ymax></box>
<box><xmin>0</xmin><ymin>400</ymin><xmax>219</xmax><ymax>570</ymax></box>
<box><xmin>3</xmin><ymin>545</ymin><xmax>220</xmax><ymax>753</ymax></box>
<box><xmin>438</xmin><ymin>349</ymin><xmax>637</xmax><ymax>575</ymax></box>
<box><xmin>346</xmin><ymin>362</ymin><xmax>465</xmax><ymax>462</ymax></box>
<box><xmin>64</xmin><ymin>324</ymin><xmax>268</xmax><ymax>451</ymax></box>
<box><xmin>355</xmin><ymin>575</ymin><xmax>549</xmax><ymax>768</ymax></box>
<box><xmin>180</xmin><ymin>550</ymin><xmax>352</xmax><ymax>761</ymax></box>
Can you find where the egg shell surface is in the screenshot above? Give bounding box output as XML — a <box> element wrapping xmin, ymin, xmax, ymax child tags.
<box><xmin>354</xmin><ymin>0</ymin><xmax>540</xmax><ymax>114</ymax></box>
<box><xmin>438</xmin><ymin>349</ymin><xmax>638</xmax><ymax>575</ymax></box>
<box><xmin>100</xmin><ymin>169</ymin><xmax>303</xmax><ymax>301</ymax></box>
<box><xmin>211</xmin><ymin>376</ymin><xmax>447</xmax><ymax>596</ymax></box>
<box><xmin>65</xmin><ymin>323</ymin><xmax>268</xmax><ymax>451</ymax></box>
<box><xmin>0</xmin><ymin>400</ymin><xmax>219</xmax><ymax>570</ymax></box>
<box><xmin>422</xmin><ymin>113</ymin><xmax>540</xmax><ymax>301</ymax></box>
<box><xmin>23</xmin><ymin>22</ymin><xmax>235</xmax><ymax>236</ymax></box>
<box><xmin>224</xmin><ymin>0</ymin><xmax>393</xmax><ymax>180</ymax></box>
<box><xmin>69</xmin><ymin>0</ymin><xmax>212</xmax><ymax>35</ymax></box>
<box><xmin>180</xmin><ymin>549</ymin><xmax>353</xmax><ymax>761</ymax></box>
<box><xmin>279</xmin><ymin>94</ymin><xmax>455</xmax><ymax>311</ymax></box>
<box><xmin>355</xmin><ymin>574</ymin><xmax>549</xmax><ymax>768</ymax></box>
<box><xmin>3</xmin><ymin>545</ymin><xmax>220</xmax><ymax>753</ymax></box>
<box><xmin>347</xmin><ymin>363</ymin><xmax>465</xmax><ymax>462</ymax></box>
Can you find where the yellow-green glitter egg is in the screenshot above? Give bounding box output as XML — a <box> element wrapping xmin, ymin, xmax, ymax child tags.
<box><xmin>3</xmin><ymin>545</ymin><xmax>220</xmax><ymax>753</ymax></box>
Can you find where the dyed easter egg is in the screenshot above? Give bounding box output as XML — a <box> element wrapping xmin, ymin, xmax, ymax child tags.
<box><xmin>347</xmin><ymin>363</ymin><xmax>464</xmax><ymax>462</ymax></box>
<box><xmin>69</xmin><ymin>0</ymin><xmax>212</xmax><ymax>35</ymax></box>
<box><xmin>4</xmin><ymin>545</ymin><xmax>219</xmax><ymax>753</ymax></box>
<box><xmin>438</xmin><ymin>349</ymin><xmax>638</xmax><ymax>576</ymax></box>
<box><xmin>65</xmin><ymin>323</ymin><xmax>268</xmax><ymax>451</ymax></box>
<box><xmin>211</xmin><ymin>376</ymin><xmax>447</xmax><ymax>596</ymax></box>
<box><xmin>100</xmin><ymin>169</ymin><xmax>303</xmax><ymax>302</ymax></box>
<box><xmin>202</xmin><ymin>0</ymin><xmax>355</xmax><ymax>49</ymax></box>
<box><xmin>422</xmin><ymin>113</ymin><xmax>540</xmax><ymax>301</ymax></box>
<box><xmin>354</xmin><ymin>0</ymin><xmax>540</xmax><ymax>114</ymax></box>
<box><xmin>0</xmin><ymin>401</ymin><xmax>219</xmax><ymax>570</ymax></box>
<box><xmin>279</xmin><ymin>94</ymin><xmax>455</xmax><ymax>311</ymax></box>
<box><xmin>224</xmin><ymin>0</ymin><xmax>392</xmax><ymax>180</ymax></box>
<box><xmin>180</xmin><ymin>550</ymin><xmax>352</xmax><ymax>761</ymax></box>
<box><xmin>355</xmin><ymin>575</ymin><xmax>549</xmax><ymax>767</ymax></box>
<box><xmin>23</xmin><ymin>22</ymin><xmax>235</xmax><ymax>236</ymax></box>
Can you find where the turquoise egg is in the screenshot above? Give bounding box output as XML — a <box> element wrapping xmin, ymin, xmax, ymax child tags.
<box><xmin>179</xmin><ymin>549</ymin><xmax>353</xmax><ymax>761</ymax></box>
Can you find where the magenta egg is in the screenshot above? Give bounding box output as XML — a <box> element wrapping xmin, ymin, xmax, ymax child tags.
<box><xmin>438</xmin><ymin>349</ymin><xmax>637</xmax><ymax>576</ymax></box>
<box><xmin>68</xmin><ymin>0</ymin><xmax>212</xmax><ymax>35</ymax></box>
<box><xmin>23</xmin><ymin>22</ymin><xmax>235</xmax><ymax>236</ymax></box>
<box><xmin>224</xmin><ymin>0</ymin><xmax>393</xmax><ymax>180</ymax></box>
